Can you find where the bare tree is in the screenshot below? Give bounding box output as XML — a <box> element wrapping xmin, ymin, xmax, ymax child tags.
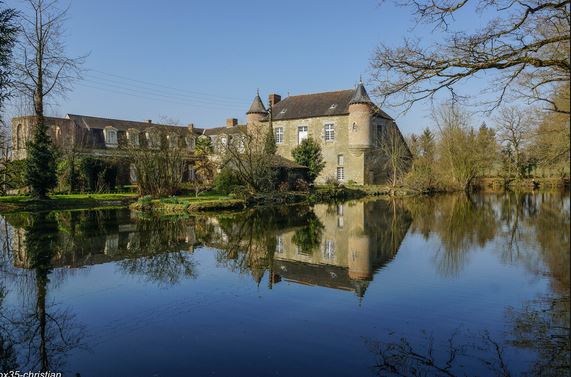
<box><xmin>433</xmin><ymin>102</ymin><xmax>480</xmax><ymax>191</ymax></box>
<box><xmin>127</xmin><ymin>141</ymin><xmax>187</xmax><ymax>197</ymax></box>
<box><xmin>191</xmin><ymin>136</ymin><xmax>216</xmax><ymax>197</ymax></box>
<box><xmin>14</xmin><ymin>0</ymin><xmax>85</xmax><ymax>125</ymax></box>
<box><xmin>371</xmin><ymin>1</ymin><xmax>570</xmax><ymax>114</ymax></box>
<box><xmin>495</xmin><ymin>106</ymin><xmax>533</xmax><ymax>179</ymax></box>
<box><xmin>220</xmin><ymin>126</ymin><xmax>276</xmax><ymax>193</ymax></box>
<box><xmin>378</xmin><ymin>122</ymin><xmax>411</xmax><ymax>188</ymax></box>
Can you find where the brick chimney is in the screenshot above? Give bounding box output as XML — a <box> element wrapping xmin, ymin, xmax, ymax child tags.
<box><xmin>187</xmin><ymin>123</ymin><xmax>194</xmax><ymax>133</ymax></box>
<box><xmin>226</xmin><ymin>118</ymin><xmax>238</xmax><ymax>128</ymax></box>
<box><xmin>268</xmin><ymin>94</ymin><xmax>281</xmax><ymax>108</ymax></box>
<box><xmin>146</xmin><ymin>119</ymin><xmax>152</xmax><ymax>124</ymax></box>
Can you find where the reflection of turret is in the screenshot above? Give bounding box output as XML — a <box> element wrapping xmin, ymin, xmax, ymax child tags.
<box><xmin>348</xmin><ymin>234</ymin><xmax>372</xmax><ymax>280</ymax></box>
<box><xmin>347</xmin><ymin>202</ymin><xmax>373</xmax><ymax>281</ymax></box>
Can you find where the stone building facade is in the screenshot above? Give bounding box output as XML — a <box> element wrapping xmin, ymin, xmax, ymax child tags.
<box><xmin>245</xmin><ymin>82</ymin><xmax>410</xmax><ymax>184</ymax></box>
<box><xmin>11</xmin><ymin>82</ymin><xmax>409</xmax><ymax>185</ymax></box>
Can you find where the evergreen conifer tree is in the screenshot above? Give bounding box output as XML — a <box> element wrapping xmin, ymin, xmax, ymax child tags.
<box><xmin>25</xmin><ymin>121</ymin><xmax>57</xmax><ymax>199</ymax></box>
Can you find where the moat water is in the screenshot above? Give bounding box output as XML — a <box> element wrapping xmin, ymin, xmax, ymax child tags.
<box><xmin>0</xmin><ymin>192</ymin><xmax>569</xmax><ymax>376</ymax></box>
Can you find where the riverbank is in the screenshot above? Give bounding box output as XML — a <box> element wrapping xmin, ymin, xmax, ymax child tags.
<box><xmin>128</xmin><ymin>185</ymin><xmax>421</xmax><ymax>215</ymax></box>
<box><xmin>0</xmin><ymin>193</ymin><xmax>138</xmax><ymax>213</ymax></box>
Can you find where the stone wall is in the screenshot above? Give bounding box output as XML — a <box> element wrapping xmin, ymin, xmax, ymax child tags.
<box><xmin>272</xmin><ymin>115</ymin><xmax>368</xmax><ymax>184</ymax></box>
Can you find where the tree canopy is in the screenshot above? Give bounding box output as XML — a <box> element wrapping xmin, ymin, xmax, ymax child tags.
<box><xmin>371</xmin><ymin>1</ymin><xmax>570</xmax><ymax>114</ymax></box>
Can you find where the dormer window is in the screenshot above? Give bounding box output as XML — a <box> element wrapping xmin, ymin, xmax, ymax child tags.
<box><xmin>145</xmin><ymin>130</ymin><xmax>161</xmax><ymax>149</ymax></box>
<box><xmin>186</xmin><ymin>136</ymin><xmax>196</xmax><ymax>151</ymax></box>
<box><xmin>329</xmin><ymin>104</ymin><xmax>337</xmax><ymax>110</ymax></box>
<box><xmin>104</xmin><ymin>126</ymin><xmax>118</xmax><ymax>147</ymax></box>
<box><xmin>127</xmin><ymin>129</ymin><xmax>140</xmax><ymax>146</ymax></box>
<box><xmin>279</xmin><ymin>108</ymin><xmax>287</xmax><ymax>115</ymax></box>
<box><xmin>167</xmin><ymin>134</ymin><xmax>178</xmax><ymax>149</ymax></box>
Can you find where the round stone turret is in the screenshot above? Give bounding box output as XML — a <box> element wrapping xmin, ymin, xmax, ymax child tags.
<box><xmin>348</xmin><ymin>81</ymin><xmax>373</xmax><ymax>151</ymax></box>
<box><xmin>246</xmin><ymin>91</ymin><xmax>268</xmax><ymax>125</ymax></box>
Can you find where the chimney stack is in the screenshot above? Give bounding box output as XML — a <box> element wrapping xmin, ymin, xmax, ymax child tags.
<box><xmin>268</xmin><ymin>94</ymin><xmax>281</xmax><ymax>108</ymax></box>
<box><xmin>187</xmin><ymin>123</ymin><xmax>194</xmax><ymax>133</ymax></box>
<box><xmin>226</xmin><ymin>118</ymin><xmax>238</xmax><ymax>128</ymax></box>
<box><xmin>146</xmin><ymin>119</ymin><xmax>152</xmax><ymax>124</ymax></box>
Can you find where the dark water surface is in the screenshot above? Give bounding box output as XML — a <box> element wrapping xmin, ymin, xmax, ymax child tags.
<box><xmin>0</xmin><ymin>192</ymin><xmax>569</xmax><ymax>376</ymax></box>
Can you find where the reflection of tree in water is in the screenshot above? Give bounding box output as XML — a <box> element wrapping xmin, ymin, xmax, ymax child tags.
<box><xmin>210</xmin><ymin>206</ymin><xmax>320</xmax><ymax>284</ymax></box>
<box><xmin>368</xmin><ymin>329</ymin><xmax>513</xmax><ymax>377</ymax></box>
<box><xmin>116</xmin><ymin>217</ymin><xmax>197</xmax><ymax>287</ymax></box>
<box><xmin>369</xmin><ymin>305</ymin><xmax>569</xmax><ymax>377</ymax></box>
<box><xmin>291</xmin><ymin>212</ymin><xmax>324</xmax><ymax>255</ymax></box>
<box><xmin>3</xmin><ymin>212</ymin><xmax>85</xmax><ymax>372</ymax></box>
<box><xmin>0</xmin><ymin>285</ymin><xmax>18</xmax><ymax>371</ymax></box>
<box><xmin>373</xmin><ymin>192</ymin><xmax>570</xmax><ymax>376</ymax></box>
<box><xmin>507</xmin><ymin>295</ymin><xmax>569</xmax><ymax>376</ymax></box>
<box><xmin>405</xmin><ymin>194</ymin><xmax>498</xmax><ymax>276</ymax></box>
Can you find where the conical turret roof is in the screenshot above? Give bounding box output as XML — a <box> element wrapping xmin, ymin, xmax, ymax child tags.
<box><xmin>247</xmin><ymin>93</ymin><xmax>267</xmax><ymax>114</ymax></box>
<box><xmin>349</xmin><ymin>81</ymin><xmax>373</xmax><ymax>105</ymax></box>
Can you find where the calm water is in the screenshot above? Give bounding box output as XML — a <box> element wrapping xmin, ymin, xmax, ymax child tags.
<box><xmin>0</xmin><ymin>193</ymin><xmax>569</xmax><ymax>376</ymax></box>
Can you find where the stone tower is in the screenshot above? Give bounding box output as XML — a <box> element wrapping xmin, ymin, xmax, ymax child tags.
<box><xmin>347</xmin><ymin>81</ymin><xmax>373</xmax><ymax>151</ymax></box>
<box><xmin>246</xmin><ymin>91</ymin><xmax>268</xmax><ymax>125</ymax></box>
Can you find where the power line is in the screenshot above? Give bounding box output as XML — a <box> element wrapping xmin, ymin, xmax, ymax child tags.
<box><xmin>76</xmin><ymin>82</ymin><xmax>247</xmax><ymax>111</ymax></box>
<box><xmin>88</xmin><ymin>68</ymin><xmax>249</xmax><ymax>102</ymax></box>
<box><xmin>82</xmin><ymin>77</ymin><xmax>248</xmax><ymax>108</ymax></box>
<box><xmin>83</xmin><ymin>74</ymin><xmax>249</xmax><ymax>107</ymax></box>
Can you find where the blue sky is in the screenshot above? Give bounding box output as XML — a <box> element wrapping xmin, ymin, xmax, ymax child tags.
<box><xmin>5</xmin><ymin>0</ymin><xmax>495</xmax><ymax>134</ymax></box>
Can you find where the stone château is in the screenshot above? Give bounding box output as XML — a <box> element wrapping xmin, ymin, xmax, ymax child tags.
<box><xmin>11</xmin><ymin>82</ymin><xmax>409</xmax><ymax>185</ymax></box>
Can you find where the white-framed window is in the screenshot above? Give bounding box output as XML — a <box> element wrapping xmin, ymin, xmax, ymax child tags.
<box><xmin>336</xmin><ymin>167</ymin><xmax>345</xmax><ymax>182</ymax></box>
<box><xmin>337</xmin><ymin>154</ymin><xmax>344</xmax><ymax>166</ymax></box>
<box><xmin>298</xmin><ymin>126</ymin><xmax>308</xmax><ymax>144</ymax></box>
<box><xmin>324</xmin><ymin>123</ymin><xmax>335</xmax><ymax>141</ymax></box>
<box><xmin>323</xmin><ymin>240</ymin><xmax>335</xmax><ymax>260</ymax></box>
<box><xmin>275</xmin><ymin>127</ymin><xmax>284</xmax><ymax>144</ymax></box>
<box><xmin>104</xmin><ymin>127</ymin><xmax>118</xmax><ymax>146</ymax></box>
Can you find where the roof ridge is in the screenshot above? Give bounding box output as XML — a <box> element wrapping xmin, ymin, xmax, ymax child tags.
<box><xmin>67</xmin><ymin>113</ymin><xmax>185</xmax><ymax>128</ymax></box>
<box><xmin>285</xmin><ymin>89</ymin><xmax>354</xmax><ymax>98</ymax></box>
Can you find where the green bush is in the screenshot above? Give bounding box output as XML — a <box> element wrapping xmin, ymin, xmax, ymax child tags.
<box><xmin>138</xmin><ymin>195</ymin><xmax>153</xmax><ymax>204</ymax></box>
<box><xmin>213</xmin><ymin>168</ymin><xmax>243</xmax><ymax>195</ymax></box>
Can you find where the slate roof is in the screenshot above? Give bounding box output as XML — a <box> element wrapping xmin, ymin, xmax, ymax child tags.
<box><xmin>349</xmin><ymin>82</ymin><xmax>373</xmax><ymax>105</ymax></box>
<box><xmin>201</xmin><ymin>124</ymin><xmax>247</xmax><ymax>136</ymax></box>
<box><xmin>246</xmin><ymin>94</ymin><xmax>267</xmax><ymax>114</ymax></box>
<box><xmin>271</xmin><ymin>88</ymin><xmax>393</xmax><ymax>121</ymax></box>
<box><xmin>272</xmin><ymin>259</ymin><xmax>369</xmax><ymax>297</ymax></box>
<box><xmin>66</xmin><ymin>114</ymin><xmax>194</xmax><ymax>135</ymax></box>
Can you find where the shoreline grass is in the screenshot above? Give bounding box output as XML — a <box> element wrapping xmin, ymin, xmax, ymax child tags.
<box><xmin>0</xmin><ymin>193</ymin><xmax>138</xmax><ymax>213</ymax></box>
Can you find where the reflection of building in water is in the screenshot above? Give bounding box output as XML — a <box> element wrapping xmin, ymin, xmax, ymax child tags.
<box><xmin>272</xmin><ymin>200</ymin><xmax>411</xmax><ymax>297</ymax></box>
<box><xmin>9</xmin><ymin>210</ymin><xmax>197</xmax><ymax>269</ymax></box>
<box><xmin>6</xmin><ymin>200</ymin><xmax>411</xmax><ymax>298</ymax></box>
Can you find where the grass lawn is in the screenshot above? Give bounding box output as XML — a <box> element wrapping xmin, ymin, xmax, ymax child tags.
<box><xmin>0</xmin><ymin>193</ymin><xmax>138</xmax><ymax>212</ymax></box>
